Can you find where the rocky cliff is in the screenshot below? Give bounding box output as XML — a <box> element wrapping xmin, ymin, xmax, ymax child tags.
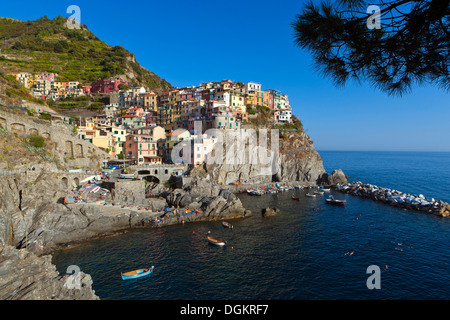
<box><xmin>200</xmin><ymin>126</ymin><xmax>344</xmax><ymax>186</ymax></box>
<box><xmin>0</xmin><ymin>244</ymin><xmax>98</xmax><ymax>300</ymax></box>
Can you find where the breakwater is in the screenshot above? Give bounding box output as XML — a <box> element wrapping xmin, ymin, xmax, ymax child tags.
<box><xmin>333</xmin><ymin>181</ymin><xmax>450</xmax><ymax>217</ymax></box>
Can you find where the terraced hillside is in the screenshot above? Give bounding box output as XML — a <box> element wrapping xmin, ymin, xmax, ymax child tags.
<box><xmin>0</xmin><ymin>15</ymin><xmax>171</xmax><ymax>105</ymax></box>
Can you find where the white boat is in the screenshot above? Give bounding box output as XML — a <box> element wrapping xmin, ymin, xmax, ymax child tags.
<box><xmin>207</xmin><ymin>236</ymin><xmax>226</xmax><ymax>246</ymax></box>
<box><xmin>247</xmin><ymin>189</ymin><xmax>263</xmax><ymax>196</ymax></box>
<box><xmin>306</xmin><ymin>193</ymin><xmax>317</xmax><ymax>198</ymax></box>
<box><xmin>326</xmin><ymin>196</ymin><xmax>346</xmax><ymax>206</ymax></box>
<box><xmin>119</xmin><ymin>173</ymin><xmax>135</xmax><ymax>179</ymax></box>
<box><xmin>314</xmin><ymin>191</ymin><xmax>324</xmax><ymax>195</ymax></box>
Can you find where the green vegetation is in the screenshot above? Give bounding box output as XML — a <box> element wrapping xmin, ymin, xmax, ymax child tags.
<box><xmin>28</xmin><ymin>134</ymin><xmax>45</xmax><ymax>148</ymax></box>
<box><xmin>38</xmin><ymin>112</ymin><xmax>52</xmax><ymax>121</ymax></box>
<box><xmin>248</xmin><ymin>105</ymin><xmax>273</xmax><ymax>126</ymax></box>
<box><xmin>0</xmin><ymin>16</ymin><xmax>172</xmax><ymax>93</ymax></box>
<box><xmin>275</xmin><ymin>115</ymin><xmax>303</xmax><ymax>131</ymax></box>
<box><xmin>46</xmin><ymin>94</ymin><xmax>108</xmax><ymax>112</ymax></box>
<box><xmin>0</xmin><ymin>72</ymin><xmax>44</xmax><ymax>105</ymax></box>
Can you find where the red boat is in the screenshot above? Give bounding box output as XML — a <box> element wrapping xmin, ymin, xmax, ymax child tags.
<box><xmin>292</xmin><ymin>196</ymin><xmax>300</xmax><ymax>201</ymax></box>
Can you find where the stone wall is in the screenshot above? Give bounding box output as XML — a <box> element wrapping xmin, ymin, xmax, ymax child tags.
<box><xmin>0</xmin><ymin>110</ymin><xmax>112</xmax><ymax>169</ymax></box>
<box><xmin>132</xmin><ymin>164</ymin><xmax>187</xmax><ymax>182</ymax></box>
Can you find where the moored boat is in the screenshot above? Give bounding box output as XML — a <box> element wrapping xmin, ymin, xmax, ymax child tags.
<box><xmin>121</xmin><ymin>266</ymin><xmax>154</xmax><ymax>280</ymax></box>
<box><xmin>207</xmin><ymin>236</ymin><xmax>227</xmax><ymax>246</ymax></box>
<box><xmin>222</xmin><ymin>221</ymin><xmax>233</xmax><ymax>229</ymax></box>
<box><xmin>292</xmin><ymin>196</ymin><xmax>300</xmax><ymax>201</ymax></box>
<box><xmin>314</xmin><ymin>191</ymin><xmax>324</xmax><ymax>195</ymax></box>
<box><xmin>325</xmin><ymin>196</ymin><xmax>346</xmax><ymax>206</ymax></box>
<box><xmin>247</xmin><ymin>189</ymin><xmax>263</xmax><ymax>196</ymax></box>
<box><xmin>306</xmin><ymin>193</ymin><xmax>317</xmax><ymax>198</ymax></box>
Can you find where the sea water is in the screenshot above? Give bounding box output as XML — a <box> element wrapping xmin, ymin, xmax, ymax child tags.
<box><xmin>52</xmin><ymin>151</ymin><xmax>450</xmax><ymax>300</ymax></box>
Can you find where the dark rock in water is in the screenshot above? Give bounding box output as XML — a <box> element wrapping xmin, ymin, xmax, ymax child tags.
<box><xmin>262</xmin><ymin>207</ymin><xmax>280</xmax><ymax>217</ymax></box>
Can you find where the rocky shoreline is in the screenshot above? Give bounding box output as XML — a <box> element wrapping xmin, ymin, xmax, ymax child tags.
<box><xmin>333</xmin><ymin>181</ymin><xmax>450</xmax><ymax>217</ymax></box>
<box><xmin>2</xmin><ymin>164</ymin><xmax>449</xmax><ymax>300</ymax></box>
<box><xmin>0</xmin><ymin>171</ymin><xmax>253</xmax><ymax>300</ymax></box>
<box><xmin>0</xmin><ymin>244</ymin><xmax>99</xmax><ymax>300</ymax></box>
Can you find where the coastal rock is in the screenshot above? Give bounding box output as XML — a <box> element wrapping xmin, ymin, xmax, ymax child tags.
<box><xmin>200</xmin><ymin>129</ymin><xmax>329</xmax><ymax>186</ymax></box>
<box><xmin>159</xmin><ymin>177</ymin><xmax>250</xmax><ymax>224</ymax></box>
<box><xmin>321</xmin><ymin>169</ymin><xmax>348</xmax><ymax>186</ymax></box>
<box><xmin>147</xmin><ymin>198</ymin><xmax>168</xmax><ymax>212</ymax></box>
<box><xmin>334</xmin><ymin>181</ymin><xmax>449</xmax><ymax>217</ymax></box>
<box><xmin>114</xmin><ymin>180</ymin><xmax>146</xmax><ymax>205</ymax></box>
<box><xmin>261</xmin><ymin>207</ymin><xmax>280</xmax><ymax>217</ymax></box>
<box><xmin>0</xmin><ymin>245</ymin><xmax>99</xmax><ymax>300</ymax></box>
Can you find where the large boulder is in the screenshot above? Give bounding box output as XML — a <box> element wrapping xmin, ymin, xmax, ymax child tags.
<box><xmin>261</xmin><ymin>207</ymin><xmax>280</xmax><ymax>217</ymax></box>
<box><xmin>321</xmin><ymin>169</ymin><xmax>348</xmax><ymax>186</ymax></box>
<box><xmin>162</xmin><ymin>177</ymin><xmax>249</xmax><ymax>221</ymax></box>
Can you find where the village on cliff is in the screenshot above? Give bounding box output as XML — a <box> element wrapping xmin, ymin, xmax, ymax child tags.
<box><xmin>9</xmin><ymin>72</ymin><xmax>295</xmax><ymax>166</ymax></box>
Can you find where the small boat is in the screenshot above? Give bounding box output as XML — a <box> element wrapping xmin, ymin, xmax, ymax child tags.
<box><xmin>121</xmin><ymin>266</ymin><xmax>154</xmax><ymax>280</ymax></box>
<box><xmin>305</xmin><ymin>193</ymin><xmax>317</xmax><ymax>198</ymax></box>
<box><xmin>247</xmin><ymin>189</ymin><xmax>263</xmax><ymax>196</ymax></box>
<box><xmin>207</xmin><ymin>236</ymin><xmax>227</xmax><ymax>246</ymax></box>
<box><xmin>222</xmin><ymin>221</ymin><xmax>233</xmax><ymax>229</ymax></box>
<box><xmin>326</xmin><ymin>196</ymin><xmax>346</xmax><ymax>206</ymax></box>
<box><xmin>119</xmin><ymin>173</ymin><xmax>135</xmax><ymax>180</ymax></box>
<box><xmin>292</xmin><ymin>196</ymin><xmax>300</xmax><ymax>201</ymax></box>
<box><xmin>314</xmin><ymin>191</ymin><xmax>324</xmax><ymax>195</ymax></box>
<box><xmin>321</xmin><ymin>188</ymin><xmax>331</xmax><ymax>192</ymax></box>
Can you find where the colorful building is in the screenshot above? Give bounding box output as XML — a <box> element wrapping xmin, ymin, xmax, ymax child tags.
<box><xmin>91</xmin><ymin>77</ymin><xmax>128</xmax><ymax>94</ymax></box>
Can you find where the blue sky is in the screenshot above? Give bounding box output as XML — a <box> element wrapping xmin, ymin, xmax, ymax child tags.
<box><xmin>3</xmin><ymin>0</ymin><xmax>450</xmax><ymax>151</ymax></box>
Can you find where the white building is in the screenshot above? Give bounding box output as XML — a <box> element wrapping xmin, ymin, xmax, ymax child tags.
<box><xmin>274</xmin><ymin>109</ymin><xmax>292</xmax><ymax>124</ymax></box>
<box><xmin>244</xmin><ymin>82</ymin><xmax>262</xmax><ymax>93</ymax></box>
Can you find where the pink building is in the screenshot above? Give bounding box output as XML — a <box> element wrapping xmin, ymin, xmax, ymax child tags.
<box><xmin>125</xmin><ymin>134</ymin><xmax>162</xmax><ymax>164</ymax></box>
<box><xmin>146</xmin><ymin>112</ymin><xmax>158</xmax><ymax>126</ymax></box>
<box><xmin>83</xmin><ymin>85</ymin><xmax>92</xmax><ymax>94</ymax></box>
<box><xmin>91</xmin><ymin>77</ymin><xmax>128</xmax><ymax>94</ymax></box>
<box><xmin>39</xmin><ymin>72</ymin><xmax>56</xmax><ymax>82</ymax></box>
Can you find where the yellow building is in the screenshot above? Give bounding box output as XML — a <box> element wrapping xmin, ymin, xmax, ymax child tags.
<box><xmin>142</xmin><ymin>92</ymin><xmax>158</xmax><ymax>112</ymax></box>
<box><xmin>230</xmin><ymin>93</ymin><xmax>246</xmax><ymax>113</ymax></box>
<box><xmin>92</xmin><ymin>129</ymin><xmax>116</xmax><ymax>156</ymax></box>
